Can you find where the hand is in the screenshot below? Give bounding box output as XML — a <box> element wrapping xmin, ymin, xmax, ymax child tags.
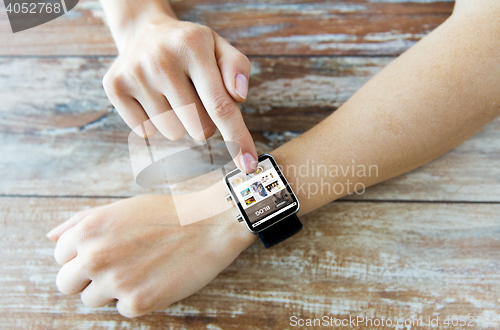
<box><xmin>46</xmin><ymin>194</ymin><xmax>256</xmax><ymax>318</ymax></box>
<box><xmin>102</xmin><ymin>10</ymin><xmax>258</xmax><ymax>173</ymax></box>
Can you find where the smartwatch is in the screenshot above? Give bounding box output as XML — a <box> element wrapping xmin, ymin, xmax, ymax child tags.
<box><xmin>224</xmin><ymin>154</ymin><xmax>302</xmax><ymax>248</ymax></box>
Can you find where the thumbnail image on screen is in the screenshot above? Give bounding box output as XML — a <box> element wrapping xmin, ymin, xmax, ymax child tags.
<box><xmin>228</xmin><ymin>158</ymin><xmax>295</xmax><ymax>224</ymax></box>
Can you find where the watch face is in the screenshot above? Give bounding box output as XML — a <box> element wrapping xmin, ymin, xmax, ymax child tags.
<box><xmin>224</xmin><ymin>154</ymin><xmax>300</xmax><ymax>233</ymax></box>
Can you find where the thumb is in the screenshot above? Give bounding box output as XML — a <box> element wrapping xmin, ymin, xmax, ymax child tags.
<box><xmin>214</xmin><ymin>33</ymin><xmax>251</xmax><ymax>103</ymax></box>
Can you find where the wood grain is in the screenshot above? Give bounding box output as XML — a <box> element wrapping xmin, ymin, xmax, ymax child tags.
<box><xmin>1</xmin><ymin>56</ymin><xmax>499</xmax><ymax>200</ymax></box>
<box><xmin>1</xmin><ymin>197</ymin><xmax>499</xmax><ymax>329</ymax></box>
<box><xmin>2</xmin><ymin>1</ymin><xmax>499</xmax><ymax>328</ymax></box>
<box><xmin>0</xmin><ymin>0</ymin><xmax>454</xmax><ymax>56</ymax></box>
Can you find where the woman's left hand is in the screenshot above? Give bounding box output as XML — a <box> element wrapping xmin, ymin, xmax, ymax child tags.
<box><xmin>47</xmin><ymin>194</ymin><xmax>255</xmax><ymax>318</ymax></box>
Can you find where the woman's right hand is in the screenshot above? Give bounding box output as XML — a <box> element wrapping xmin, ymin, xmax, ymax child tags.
<box><xmin>102</xmin><ymin>10</ymin><xmax>258</xmax><ymax>173</ymax></box>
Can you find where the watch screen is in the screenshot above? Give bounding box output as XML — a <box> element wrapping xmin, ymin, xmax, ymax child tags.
<box><xmin>225</xmin><ymin>154</ymin><xmax>299</xmax><ymax>232</ymax></box>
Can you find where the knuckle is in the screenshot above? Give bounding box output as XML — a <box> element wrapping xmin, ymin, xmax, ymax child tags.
<box><xmin>210</xmin><ymin>92</ymin><xmax>237</xmax><ymax>120</ymax></box>
<box><xmin>117</xmin><ymin>301</ymin><xmax>138</xmax><ymax>318</ymax></box>
<box><xmin>80</xmin><ymin>294</ymin><xmax>91</xmax><ymax>307</ymax></box>
<box><xmin>79</xmin><ymin>245</ymin><xmax>105</xmax><ymax>276</ymax></box>
<box><xmin>81</xmin><ymin>297</ymin><xmax>99</xmax><ymax>309</ymax></box>
<box><xmin>120</xmin><ymin>309</ymin><xmax>141</xmax><ymax>319</ymax></box>
<box><xmin>119</xmin><ymin>292</ymin><xmax>153</xmax><ymax>318</ymax></box>
<box><xmin>75</xmin><ymin>215</ymin><xmax>101</xmax><ymax>243</ymax></box>
<box><xmin>55</xmin><ymin>271</ymin><xmax>69</xmax><ymax>294</ymax></box>
<box><xmin>80</xmin><ymin>290</ymin><xmax>99</xmax><ymax>308</ymax></box>
<box><xmin>130</xmin><ymin>291</ymin><xmax>153</xmax><ymax>315</ymax></box>
<box><xmin>173</xmin><ymin>25</ymin><xmax>211</xmax><ymax>54</ymax></box>
<box><xmin>102</xmin><ymin>71</ymin><xmax>127</xmax><ymax>99</ymax></box>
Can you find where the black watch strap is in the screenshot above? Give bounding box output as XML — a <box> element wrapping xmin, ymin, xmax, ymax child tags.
<box><xmin>258</xmin><ymin>214</ymin><xmax>302</xmax><ymax>248</ymax></box>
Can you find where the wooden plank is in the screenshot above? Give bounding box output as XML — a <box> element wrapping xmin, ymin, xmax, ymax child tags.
<box><xmin>1</xmin><ymin>197</ymin><xmax>499</xmax><ymax>329</ymax></box>
<box><xmin>0</xmin><ymin>56</ymin><xmax>384</xmax><ymax>133</ymax></box>
<box><xmin>1</xmin><ymin>56</ymin><xmax>499</xmax><ymax>200</ymax></box>
<box><xmin>0</xmin><ymin>0</ymin><xmax>454</xmax><ymax>56</ymax></box>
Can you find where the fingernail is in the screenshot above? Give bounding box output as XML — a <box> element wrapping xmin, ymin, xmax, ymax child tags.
<box><xmin>239</xmin><ymin>153</ymin><xmax>256</xmax><ymax>173</ymax></box>
<box><xmin>235</xmin><ymin>73</ymin><xmax>248</xmax><ymax>100</ymax></box>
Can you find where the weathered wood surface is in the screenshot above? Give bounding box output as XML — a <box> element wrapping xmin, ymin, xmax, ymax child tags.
<box><xmin>1</xmin><ymin>56</ymin><xmax>499</xmax><ymax>200</ymax></box>
<box><xmin>0</xmin><ymin>0</ymin><xmax>454</xmax><ymax>56</ymax></box>
<box><xmin>1</xmin><ymin>198</ymin><xmax>499</xmax><ymax>330</ymax></box>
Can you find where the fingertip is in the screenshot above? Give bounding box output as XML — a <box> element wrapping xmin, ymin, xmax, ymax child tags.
<box><xmin>132</xmin><ymin>121</ymin><xmax>157</xmax><ymax>139</ymax></box>
<box><xmin>169</xmin><ymin>130</ymin><xmax>187</xmax><ymax>141</ymax></box>
<box><xmin>239</xmin><ymin>152</ymin><xmax>258</xmax><ymax>174</ymax></box>
<box><xmin>157</xmin><ymin>125</ymin><xmax>187</xmax><ymax>141</ymax></box>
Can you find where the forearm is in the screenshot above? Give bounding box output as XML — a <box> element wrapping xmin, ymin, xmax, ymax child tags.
<box><xmin>99</xmin><ymin>0</ymin><xmax>177</xmax><ymax>52</ymax></box>
<box><xmin>216</xmin><ymin>3</ymin><xmax>500</xmax><ymax>245</ymax></box>
<box><xmin>272</xmin><ymin>4</ymin><xmax>500</xmax><ymax>215</ymax></box>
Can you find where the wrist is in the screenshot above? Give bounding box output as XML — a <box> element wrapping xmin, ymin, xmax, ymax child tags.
<box><xmin>174</xmin><ymin>178</ymin><xmax>257</xmax><ymax>251</ymax></box>
<box><xmin>103</xmin><ymin>1</ymin><xmax>178</xmax><ymax>53</ymax></box>
<box><xmin>203</xmin><ymin>180</ymin><xmax>258</xmax><ymax>251</ymax></box>
<box><xmin>218</xmin><ymin>203</ymin><xmax>258</xmax><ymax>252</ymax></box>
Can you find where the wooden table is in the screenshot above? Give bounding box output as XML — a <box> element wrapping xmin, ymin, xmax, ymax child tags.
<box><xmin>2</xmin><ymin>0</ymin><xmax>500</xmax><ymax>329</ymax></box>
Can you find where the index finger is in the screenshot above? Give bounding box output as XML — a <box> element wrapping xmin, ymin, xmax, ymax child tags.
<box><xmin>187</xmin><ymin>58</ymin><xmax>258</xmax><ymax>173</ymax></box>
